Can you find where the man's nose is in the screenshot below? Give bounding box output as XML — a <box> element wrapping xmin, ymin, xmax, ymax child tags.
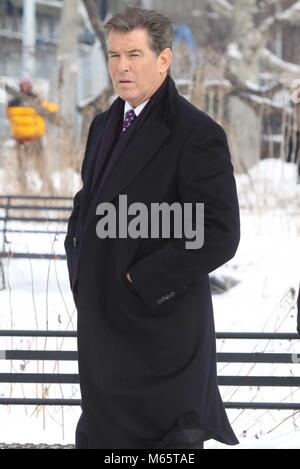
<box><xmin>117</xmin><ymin>55</ymin><xmax>130</xmax><ymax>73</ymax></box>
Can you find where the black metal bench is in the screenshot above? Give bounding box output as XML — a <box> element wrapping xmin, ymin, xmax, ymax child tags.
<box><xmin>0</xmin><ymin>194</ymin><xmax>73</xmax><ymax>290</ymax></box>
<box><xmin>0</xmin><ymin>194</ymin><xmax>73</xmax><ymax>259</ymax></box>
<box><xmin>0</xmin><ymin>330</ymin><xmax>299</xmax><ymax>410</ymax></box>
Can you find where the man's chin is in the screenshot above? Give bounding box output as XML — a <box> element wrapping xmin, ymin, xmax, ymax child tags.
<box><xmin>119</xmin><ymin>93</ymin><xmax>139</xmax><ymax>105</ymax></box>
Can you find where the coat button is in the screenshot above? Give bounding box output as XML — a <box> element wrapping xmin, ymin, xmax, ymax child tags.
<box><xmin>170</xmin><ymin>291</ymin><xmax>175</xmax><ymax>297</ymax></box>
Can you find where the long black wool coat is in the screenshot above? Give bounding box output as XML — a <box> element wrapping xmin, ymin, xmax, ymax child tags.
<box><xmin>64</xmin><ymin>75</ymin><xmax>241</xmax><ymax>449</ymax></box>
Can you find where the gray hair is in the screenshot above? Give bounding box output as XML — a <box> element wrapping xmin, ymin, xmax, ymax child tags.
<box><xmin>104</xmin><ymin>7</ymin><xmax>173</xmax><ymax>56</ymax></box>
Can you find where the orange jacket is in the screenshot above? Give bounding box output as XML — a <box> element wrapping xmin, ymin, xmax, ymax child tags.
<box><xmin>6</xmin><ymin>100</ymin><xmax>58</xmax><ymax>142</ymax></box>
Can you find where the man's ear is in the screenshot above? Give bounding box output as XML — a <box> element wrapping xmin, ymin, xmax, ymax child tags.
<box><xmin>159</xmin><ymin>48</ymin><xmax>173</xmax><ymax>74</ymax></box>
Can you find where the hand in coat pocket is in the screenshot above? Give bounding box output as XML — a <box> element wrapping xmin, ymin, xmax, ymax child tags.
<box><xmin>122</xmin><ymin>271</ymin><xmax>140</xmax><ymax>297</ymax></box>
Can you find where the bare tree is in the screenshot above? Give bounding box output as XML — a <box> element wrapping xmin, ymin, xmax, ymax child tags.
<box><xmin>195</xmin><ymin>0</ymin><xmax>300</xmax><ymax>172</ymax></box>
<box><xmin>78</xmin><ymin>0</ymin><xmax>114</xmax><ymax>140</ymax></box>
<box><xmin>82</xmin><ymin>0</ymin><xmax>108</xmax><ymax>62</ymax></box>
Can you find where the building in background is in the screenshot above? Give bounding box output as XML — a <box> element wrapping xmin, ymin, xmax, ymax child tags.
<box><xmin>0</xmin><ymin>0</ymin><xmax>109</xmax><ymax>142</ymax></box>
<box><xmin>1</xmin><ymin>1</ymin><xmax>299</xmax><ymax>172</ymax></box>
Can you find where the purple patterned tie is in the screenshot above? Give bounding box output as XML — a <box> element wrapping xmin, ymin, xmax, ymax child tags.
<box><xmin>121</xmin><ymin>109</ymin><xmax>137</xmax><ymax>135</ymax></box>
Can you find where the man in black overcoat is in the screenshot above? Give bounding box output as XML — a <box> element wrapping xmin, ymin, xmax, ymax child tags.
<box><xmin>65</xmin><ymin>7</ymin><xmax>241</xmax><ymax>449</ymax></box>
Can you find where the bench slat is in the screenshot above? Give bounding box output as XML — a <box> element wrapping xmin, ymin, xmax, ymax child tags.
<box><xmin>0</xmin><ymin>373</ymin><xmax>79</xmax><ymax>383</ymax></box>
<box><xmin>217</xmin><ymin>352</ymin><xmax>300</xmax><ymax>364</ymax></box>
<box><xmin>1</xmin><ymin>351</ymin><xmax>299</xmax><ymax>364</ymax></box>
<box><xmin>0</xmin><ymin>351</ymin><xmax>77</xmax><ymax>360</ymax></box>
<box><xmin>1</xmin><ymin>374</ymin><xmax>300</xmax><ymax>387</ymax></box>
<box><xmin>218</xmin><ymin>376</ymin><xmax>300</xmax><ymax>387</ymax></box>
<box><xmin>0</xmin><ymin>398</ymin><xmax>299</xmax><ymax>410</ymax></box>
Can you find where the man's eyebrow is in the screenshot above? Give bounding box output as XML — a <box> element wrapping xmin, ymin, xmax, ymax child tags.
<box><xmin>126</xmin><ymin>49</ymin><xmax>143</xmax><ymax>53</ymax></box>
<box><xmin>108</xmin><ymin>49</ymin><xmax>143</xmax><ymax>54</ymax></box>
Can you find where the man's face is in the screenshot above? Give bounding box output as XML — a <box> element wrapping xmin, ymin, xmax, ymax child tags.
<box><xmin>20</xmin><ymin>81</ymin><xmax>32</xmax><ymax>94</ymax></box>
<box><xmin>107</xmin><ymin>28</ymin><xmax>172</xmax><ymax>108</ymax></box>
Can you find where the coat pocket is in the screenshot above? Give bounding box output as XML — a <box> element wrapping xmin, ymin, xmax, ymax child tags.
<box><xmin>121</xmin><ymin>271</ymin><xmax>140</xmax><ymax>298</ymax></box>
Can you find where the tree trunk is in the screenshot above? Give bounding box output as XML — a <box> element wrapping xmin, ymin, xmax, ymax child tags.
<box><xmin>227</xmin><ymin>0</ymin><xmax>261</xmax><ymax>172</ymax></box>
<box><xmin>56</xmin><ymin>0</ymin><xmax>80</xmax><ymax>172</ymax></box>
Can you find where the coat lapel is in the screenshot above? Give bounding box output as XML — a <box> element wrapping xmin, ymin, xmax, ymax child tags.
<box><xmin>90</xmin><ymin>98</ymin><xmax>124</xmax><ymax>193</ymax></box>
<box><xmin>97</xmin><ymin>112</ymin><xmax>170</xmax><ymax>205</ymax></box>
<box><xmin>82</xmin><ymin>112</ymin><xmax>171</xmax><ymax>239</ymax></box>
<box><xmin>78</xmin><ymin>101</ymin><xmax>122</xmax><ymax>223</ymax></box>
<box><xmin>79</xmin><ymin>110</ymin><xmax>110</xmax><ymax>211</ymax></box>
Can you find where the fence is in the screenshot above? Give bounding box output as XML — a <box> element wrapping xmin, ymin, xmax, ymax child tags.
<box><xmin>0</xmin><ymin>330</ymin><xmax>299</xmax><ymax>410</ymax></box>
<box><xmin>0</xmin><ymin>194</ymin><xmax>73</xmax><ymax>258</ymax></box>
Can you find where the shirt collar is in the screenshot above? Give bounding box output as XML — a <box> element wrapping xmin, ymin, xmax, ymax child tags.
<box><xmin>124</xmin><ymin>99</ymin><xmax>150</xmax><ymax>119</ymax></box>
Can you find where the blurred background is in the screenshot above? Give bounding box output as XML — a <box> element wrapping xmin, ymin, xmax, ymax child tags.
<box><xmin>0</xmin><ymin>0</ymin><xmax>299</xmax><ymax>449</ymax></box>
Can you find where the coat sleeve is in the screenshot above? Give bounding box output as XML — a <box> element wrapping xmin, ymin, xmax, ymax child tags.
<box><xmin>127</xmin><ymin>120</ymin><xmax>241</xmax><ymax>311</ymax></box>
<box><xmin>64</xmin><ymin>116</ymin><xmax>97</xmax><ymax>290</ymax></box>
<box><xmin>64</xmin><ymin>115</ymin><xmax>97</xmax><ymax>245</ymax></box>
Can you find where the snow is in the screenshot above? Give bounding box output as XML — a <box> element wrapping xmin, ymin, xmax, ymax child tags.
<box><xmin>263</xmin><ymin>134</ymin><xmax>283</xmax><ymax>144</ymax></box>
<box><xmin>210</xmin><ymin>0</ymin><xmax>234</xmax><ymax>18</ymax></box>
<box><xmin>241</xmin><ymin>92</ymin><xmax>287</xmax><ymax>110</ymax></box>
<box><xmin>235</xmin><ymin>158</ymin><xmax>300</xmax><ymax>209</ymax></box>
<box><xmin>227</xmin><ymin>42</ymin><xmax>243</xmax><ymax>61</ymax></box>
<box><xmin>244</xmin><ymin>80</ymin><xmax>265</xmax><ymax>93</ymax></box>
<box><xmin>207</xmin><ymin>431</ymin><xmax>300</xmax><ymax>449</ymax></box>
<box><xmin>52</xmin><ymin>169</ymin><xmax>81</xmax><ymax>195</ymax></box>
<box><xmin>260</xmin><ymin>48</ymin><xmax>300</xmax><ymax>75</ymax></box>
<box><xmin>278</xmin><ymin>0</ymin><xmax>300</xmax><ymax>23</ymax></box>
<box><xmin>205</xmin><ymin>79</ymin><xmax>232</xmax><ymax>89</ymax></box>
<box><xmin>0</xmin><ymin>158</ymin><xmax>300</xmax><ymax>448</ymax></box>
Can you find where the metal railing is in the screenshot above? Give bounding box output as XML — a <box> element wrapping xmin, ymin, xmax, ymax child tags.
<box><xmin>0</xmin><ymin>194</ymin><xmax>73</xmax><ymax>259</ymax></box>
<box><xmin>0</xmin><ymin>330</ymin><xmax>299</xmax><ymax>410</ymax></box>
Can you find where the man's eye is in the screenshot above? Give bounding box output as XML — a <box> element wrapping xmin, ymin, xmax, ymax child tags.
<box><xmin>130</xmin><ymin>54</ymin><xmax>139</xmax><ymax>57</ymax></box>
<box><xmin>109</xmin><ymin>55</ymin><xmax>119</xmax><ymax>58</ymax></box>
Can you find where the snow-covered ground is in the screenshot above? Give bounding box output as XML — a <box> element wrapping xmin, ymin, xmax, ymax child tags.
<box><xmin>0</xmin><ymin>158</ymin><xmax>299</xmax><ymax>448</ymax></box>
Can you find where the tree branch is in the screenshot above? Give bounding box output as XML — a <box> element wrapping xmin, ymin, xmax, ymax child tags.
<box><xmin>82</xmin><ymin>0</ymin><xmax>108</xmax><ymax>62</ymax></box>
<box><xmin>224</xmin><ymin>66</ymin><xmax>285</xmax><ymax>98</ymax></box>
<box><xmin>258</xmin><ymin>0</ymin><xmax>300</xmax><ymax>33</ymax></box>
<box><xmin>260</xmin><ymin>47</ymin><xmax>300</xmax><ymax>76</ymax></box>
<box><xmin>208</xmin><ymin>0</ymin><xmax>234</xmax><ymax>18</ymax></box>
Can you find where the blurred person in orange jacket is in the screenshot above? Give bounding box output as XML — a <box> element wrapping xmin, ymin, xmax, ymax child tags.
<box><xmin>6</xmin><ymin>79</ymin><xmax>57</xmax><ymax>193</ymax></box>
<box><xmin>6</xmin><ymin>79</ymin><xmax>57</xmax><ymax>146</ymax></box>
<box><xmin>9</xmin><ymin>79</ymin><xmax>38</xmax><ymax>104</ymax></box>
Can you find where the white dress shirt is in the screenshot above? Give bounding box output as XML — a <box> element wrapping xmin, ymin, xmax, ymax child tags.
<box><xmin>123</xmin><ymin>99</ymin><xmax>150</xmax><ymax>119</ymax></box>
